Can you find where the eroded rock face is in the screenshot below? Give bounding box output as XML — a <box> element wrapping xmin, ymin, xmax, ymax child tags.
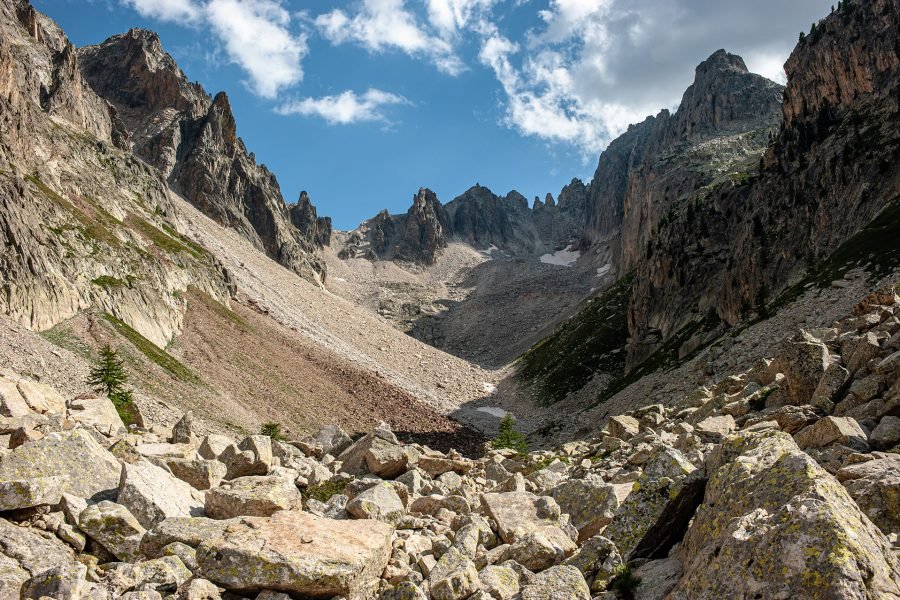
<box><xmin>77</xmin><ymin>29</ymin><xmax>329</xmax><ymax>284</ymax></box>
<box><xmin>673</xmin><ymin>431</ymin><xmax>900</xmax><ymax>599</ymax></box>
<box><xmin>196</xmin><ymin>511</ymin><xmax>393</xmax><ymax>597</ymax></box>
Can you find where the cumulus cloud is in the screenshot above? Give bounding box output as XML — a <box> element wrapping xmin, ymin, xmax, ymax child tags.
<box><xmin>479</xmin><ymin>0</ymin><xmax>830</xmax><ymax>154</ymax></box>
<box><xmin>120</xmin><ymin>0</ymin><xmax>306</xmax><ymax>98</ymax></box>
<box><xmin>313</xmin><ymin>0</ymin><xmax>467</xmax><ymax>75</ymax></box>
<box><xmin>123</xmin><ymin>0</ymin><xmax>203</xmax><ymax>22</ymax></box>
<box><xmin>276</xmin><ymin>89</ymin><xmax>410</xmax><ymax>125</ymax></box>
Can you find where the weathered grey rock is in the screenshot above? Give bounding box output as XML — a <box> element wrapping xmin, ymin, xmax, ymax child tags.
<box><xmin>693</xmin><ymin>415</ymin><xmax>735</xmax><ymax>442</ymax></box>
<box><xmin>810</xmin><ymin>360</ymin><xmax>850</xmax><ymax>413</ymax></box>
<box><xmin>672</xmin><ymin>431</ymin><xmax>900</xmax><ymax>599</ymax></box>
<box><xmin>871</xmin><ymin>416</ymin><xmax>900</xmax><ymax>450</ymax></box>
<box><xmin>20</xmin><ymin>563</ymin><xmax>89</xmax><ymax>600</ymax></box>
<box><xmin>606</xmin><ymin>416</ymin><xmax>640</xmax><ymax>440</ymax></box>
<box><xmin>140</xmin><ymin>517</ymin><xmax>231</xmax><ymax>557</ymax></box>
<box><xmin>563</xmin><ymin>535</ymin><xmax>622</xmax><ymax>593</ymax></box>
<box><xmin>481</xmin><ymin>491</ymin><xmax>562</xmax><ymax>544</ymax></box>
<box><xmin>174</xmin><ymin>578</ymin><xmax>223</xmax><ymax>600</ymax></box>
<box><xmin>13</xmin><ymin>378</ymin><xmax>66</xmax><ymax>415</ymax></box>
<box><xmin>550</xmin><ymin>475</ymin><xmax>619</xmax><ymax>542</ymax></box>
<box><xmin>78</xmin><ymin>500</ymin><xmax>146</xmax><ymax>562</ymax></box>
<box><xmin>196</xmin><ymin>511</ymin><xmax>393</xmax><ymax>597</ymax></box>
<box><xmin>0</xmin><ymin>377</ymin><xmax>32</xmax><ymax>417</ymax></box>
<box><xmin>167</xmin><ymin>458</ymin><xmax>227</xmax><ymax>490</ymax></box>
<box><xmin>161</xmin><ymin>541</ymin><xmax>198</xmax><ymax>571</ymax></box>
<box><xmin>418</xmin><ymin>453</ymin><xmax>473</xmax><ymax>478</ymax></box>
<box><xmin>68</xmin><ymin>396</ymin><xmax>126</xmax><ymax>435</ymax></box>
<box><xmin>204</xmin><ymin>475</ymin><xmax>302</xmax><ymax>519</ymax></box>
<box><xmin>0</xmin><ymin>429</ymin><xmax>120</xmax><ymax>500</ymax></box>
<box><xmin>793</xmin><ymin>415</ymin><xmax>869</xmax><ymax>450</ymax></box>
<box><xmin>501</xmin><ymin>525</ymin><xmax>578</xmax><ymax>571</ymax></box>
<box><xmin>0</xmin><ymin>476</ymin><xmax>64</xmax><ymax>510</ymax></box>
<box><xmin>837</xmin><ymin>453</ymin><xmax>900</xmax><ymax>535</ymax></box>
<box><xmin>603</xmin><ymin>447</ymin><xmax>697</xmax><ymax>558</ymax></box>
<box><xmin>346</xmin><ymin>482</ymin><xmax>405</xmax><ymax>525</ymax></box>
<box><xmin>118</xmin><ymin>460</ymin><xmax>205</xmax><ymax>528</ymax></box>
<box><xmin>632</xmin><ymin>557</ymin><xmax>681</xmax><ymax>600</ymax></box>
<box><xmin>220</xmin><ymin>436</ymin><xmax>272</xmax><ymax>480</ymax></box>
<box><xmin>518</xmin><ymin>565</ymin><xmax>589</xmax><ymax>600</ymax></box>
<box><xmin>774</xmin><ymin>332</ymin><xmax>833</xmax><ymax>405</ymax></box>
<box><xmin>311</xmin><ymin>424</ymin><xmax>353</xmax><ymax>456</ymax></box>
<box><xmin>104</xmin><ymin>556</ymin><xmax>192</xmax><ymax>596</ymax></box>
<box><xmin>198</xmin><ymin>435</ymin><xmax>232</xmax><ymax>460</ymax></box>
<box><xmin>364</xmin><ymin>437</ymin><xmax>411</xmax><ymax>478</ymax></box>
<box><xmin>429</xmin><ymin>547</ymin><xmax>480</xmax><ymax>600</ymax></box>
<box><xmin>478</xmin><ymin>564</ymin><xmax>520</xmax><ymax>599</ymax></box>
<box><xmin>0</xmin><ymin>517</ymin><xmax>77</xmax><ymax>596</ymax></box>
<box><xmin>171</xmin><ymin>412</ymin><xmax>193</xmax><ymax>444</ymax></box>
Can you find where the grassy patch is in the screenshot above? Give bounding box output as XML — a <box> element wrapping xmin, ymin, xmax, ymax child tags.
<box><xmin>516</xmin><ymin>273</ymin><xmax>634</xmax><ymax>405</ymax></box>
<box><xmin>125</xmin><ymin>213</ymin><xmax>208</xmax><ymax>259</ymax></box>
<box><xmin>38</xmin><ymin>326</ymin><xmax>93</xmax><ymax>360</ymax></box>
<box><xmin>91</xmin><ymin>275</ymin><xmax>128</xmax><ymax>289</ymax></box>
<box><xmin>305</xmin><ymin>478</ymin><xmax>349</xmax><ymax>503</ymax></box>
<box><xmin>25</xmin><ymin>174</ymin><xmax>120</xmax><ymax>248</ymax></box>
<box><xmin>102</xmin><ymin>313</ymin><xmax>198</xmax><ymax>382</ymax></box>
<box><xmin>190</xmin><ymin>289</ymin><xmax>248</xmax><ymax>329</ymax></box>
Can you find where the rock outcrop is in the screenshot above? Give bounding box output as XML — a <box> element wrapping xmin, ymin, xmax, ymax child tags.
<box><xmin>77</xmin><ymin>29</ymin><xmax>329</xmax><ymax>283</ymax></box>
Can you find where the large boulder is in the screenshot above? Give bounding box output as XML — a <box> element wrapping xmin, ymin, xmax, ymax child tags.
<box><xmin>603</xmin><ymin>447</ymin><xmax>698</xmax><ymax>558</ymax></box>
<box><xmin>428</xmin><ymin>546</ymin><xmax>480</xmax><ymax>600</ymax></box>
<box><xmin>196</xmin><ymin>511</ymin><xmax>393</xmax><ymax>597</ymax></box>
<box><xmin>773</xmin><ymin>332</ymin><xmax>834</xmax><ymax>406</ymax></box>
<box><xmin>12</xmin><ymin>377</ymin><xmax>66</xmax><ymax>415</ymax></box>
<box><xmin>0</xmin><ymin>518</ymin><xmax>77</xmax><ymax>597</ymax></box>
<box><xmin>837</xmin><ymin>453</ymin><xmax>900</xmax><ymax>535</ymax></box>
<box><xmin>671</xmin><ymin>431</ymin><xmax>900</xmax><ymax>599</ymax></box>
<box><xmin>346</xmin><ymin>482</ymin><xmax>405</xmax><ymax>525</ymax></box>
<box><xmin>0</xmin><ymin>429</ymin><xmax>121</xmax><ymax>500</ymax></box>
<box><xmin>140</xmin><ymin>517</ymin><xmax>232</xmax><ymax>557</ymax></box>
<box><xmin>204</xmin><ymin>476</ymin><xmax>302</xmax><ymax>519</ymax></box>
<box><xmin>518</xmin><ymin>565</ymin><xmax>590</xmax><ymax>600</ymax></box>
<box><xmin>78</xmin><ymin>500</ymin><xmax>146</xmax><ymax>562</ymax></box>
<box><xmin>118</xmin><ymin>460</ymin><xmax>205</xmax><ymax>528</ymax></box>
<box><xmin>550</xmin><ymin>475</ymin><xmax>620</xmax><ymax>541</ymax></box>
<box><xmin>481</xmin><ymin>491</ymin><xmax>562</xmax><ymax>544</ymax></box>
<box><xmin>0</xmin><ymin>477</ymin><xmax>64</xmax><ymax>511</ymax></box>
<box><xmin>364</xmin><ymin>437</ymin><xmax>412</xmax><ymax>478</ymax></box>
<box><xmin>68</xmin><ymin>396</ymin><xmax>126</xmax><ymax>435</ymax></box>
<box><xmin>220</xmin><ymin>435</ymin><xmax>272</xmax><ymax>480</ymax></box>
<box><xmin>501</xmin><ymin>525</ymin><xmax>578</xmax><ymax>571</ymax></box>
<box><xmin>167</xmin><ymin>458</ymin><xmax>227</xmax><ymax>490</ymax></box>
<box><xmin>793</xmin><ymin>416</ymin><xmax>868</xmax><ymax>450</ymax></box>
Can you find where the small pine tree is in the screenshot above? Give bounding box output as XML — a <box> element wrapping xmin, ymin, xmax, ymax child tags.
<box><xmin>260</xmin><ymin>421</ymin><xmax>285</xmax><ymax>441</ymax></box>
<box><xmin>491</xmin><ymin>414</ymin><xmax>528</xmax><ymax>453</ymax></box>
<box><xmin>609</xmin><ymin>564</ymin><xmax>642</xmax><ymax>600</ymax></box>
<box><xmin>87</xmin><ymin>344</ymin><xmax>136</xmax><ymax>424</ymax></box>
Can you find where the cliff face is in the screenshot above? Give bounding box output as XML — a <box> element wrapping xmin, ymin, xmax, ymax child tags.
<box><xmin>625</xmin><ymin>0</ymin><xmax>900</xmax><ymax>367</ymax></box>
<box><xmin>289</xmin><ymin>191</ymin><xmax>332</xmax><ymax>248</ymax></box>
<box><xmin>0</xmin><ymin>1</ymin><xmax>231</xmax><ymax>346</ymax></box>
<box><xmin>77</xmin><ymin>30</ymin><xmax>328</xmax><ymax>284</ymax></box>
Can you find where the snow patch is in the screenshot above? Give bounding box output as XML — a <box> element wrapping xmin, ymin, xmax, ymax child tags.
<box><xmin>480</xmin><ymin>245</ymin><xmax>500</xmax><ymax>259</ymax></box>
<box><xmin>540</xmin><ymin>246</ymin><xmax>581</xmax><ymax>267</ymax></box>
<box><xmin>596</xmin><ymin>263</ymin><xmax>611</xmax><ymax>277</ymax></box>
<box><xmin>476</xmin><ymin>406</ymin><xmax>507</xmax><ymax>418</ymax></box>
<box><xmin>482</xmin><ymin>382</ymin><xmax>498</xmax><ymax>395</ymax></box>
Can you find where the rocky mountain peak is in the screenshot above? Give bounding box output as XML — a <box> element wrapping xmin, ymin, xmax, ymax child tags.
<box><xmin>207</xmin><ymin>91</ymin><xmax>238</xmax><ymax>154</ymax></box>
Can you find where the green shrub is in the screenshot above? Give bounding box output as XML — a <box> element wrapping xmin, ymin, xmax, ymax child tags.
<box><xmin>260</xmin><ymin>421</ymin><xmax>285</xmax><ymax>441</ymax></box>
<box><xmin>87</xmin><ymin>344</ymin><xmax>138</xmax><ymax>426</ymax></box>
<box><xmin>305</xmin><ymin>478</ymin><xmax>349</xmax><ymax>503</ymax></box>
<box><xmin>609</xmin><ymin>564</ymin><xmax>642</xmax><ymax>599</ymax></box>
<box><xmin>491</xmin><ymin>414</ymin><xmax>528</xmax><ymax>453</ymax></box>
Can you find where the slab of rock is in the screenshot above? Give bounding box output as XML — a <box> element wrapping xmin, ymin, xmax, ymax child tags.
<box><xmin>550</xmin><ymin>475</ymin><xmax>619</xmax><ymax>541</ymax></box>
<box><xmin>418</xmin><ymin>454</ymin><xmax>473</xmax><ymax>478</ymax></box>
<box><xmin>631</xmin><ymin>557</ymin><xmax>681</xmax><ymax>600</ymax></box>
<box><xmin>20</xmin><ymin>563</ymin><xmax>90</xmax><ymax>600</ymax></box>
<box><xmin>0</xmin><ymin>476</ymin><xmax>64</xmax><ymax>511</ymax></box>
<box><xmin>837</xmin><ymin>453</ymin><xmax>900</xmax><ymax>534</ymax></box>
<box><xmin>311</xmin><ymin>424</ymin><xmax>353</xmax><ymax>456</ymax></box>
<box><xmin>68</xmin><ymin>396</ymin><xmax>126</xmax><ymax>435</ymax></box>
<box><xmin>171</xmin><ymin>412</ymin><xmax>193</xmax><ymax>444</ymax></box>
<box><xmin>563</xmin><ymin>535</ymin><xmax>622</xmax><ymax>593</ymax></box>
<box><xmin>672</xmin><ymin>431</ymin><xmax>900</xmax><ymax>599</ymax></box>
<box><xmin>429</xmin><ymin>546</ymin><xmax>480</xmax><ymax>600</ymax></box>
<box><xmin>205</xmin><ymin>476</ymin><xmax>302</xmax><ymax>519</ymax></box>
<box><xmin>0</xmin><ymin>377</ymin><xmax>32</xmax><ymax>417</ymax></box>
<box><xmin>478</xmin><ymin>563</ymin><xmax>520</xmax><ymax>599</ymax></box>
<box><xmin>501</xmin><ymin>525</ymin><xmax>578</xmax><ymax>571</ymax></box>
<box><xmin>198</xmin><ymin>435</ymin><xmax>233</xmax><ymax>460</ymax></box>
<box><xmin>140</xmin><ymin>517</ymin><xmax>232</xmax><ymax>557</ymax></box>
<box><xmin>518</xmin><ymin>565</ymin><xmax>589</xmax><ymax>600</ymax></box>
<box><xmin>0</xmin><ymin>517</ymin><xmax>76</xmax><ymax>597</ymax></box>
<box><xmin>78</xmin><ymin>500</ymin><xmax>146</xmax><ymax>562</ymax></box>
<box><xmin>220</xmin><ymin>435</ymin><xmax>272</xmax><ymax>480</ymax></box>
<box><xmin>104</xmin><ymin>556</ymin><xmax>192</xmax><ymax>596</ymax></box>
<box><xmin>481</xmin><ymin>491</ymin><xmax>562</xmax><ymax>544</ymax></box>
<box><xmin>693</xmin><ymin>415</ymin><xmax>736</xmax><ymax>442</ymax></box>
<box><xmin>196</xmin><ymin>511</ymin><xmax>393</xmax><ymax>597</ymax></box>
<box><xmin>0</xmin><ymin>429</ymin><xmax>121</xmax><ymax>500</ymax></box>
<box><xmin>774</xmin><ymin>331</ymin><xmax>833</xmax><ymax>405</ymax></box>
<box><xmin>364</xmin><ymin>437</ymin><xmax>411</xmax><ymax>478</ymax></box>
<box><xmin>167</xmin><ymin>458</ymin><xmax>227</xmax><ymax>490</ymax></box>
<box><xmin>870</xmin><ymin>416</ymin><xmax>900</xmax><ymax>450</ymax></box>
<box><xmin>603</xmin><ymin>447</ymin><xmax>697</xmax><ymax>558</ymax></box>
<box><xmin>606</xmin><ymin>416</ymin><xmax>640</xmax><ymax>441</ymax></box>
<box><xmin>346</xmin><ymin>482</ymin><xmax>405</xmax><ymax>525</ymax></box>
<box><xmin>14</xmin><ymin>378</ymin><xmax>66</xmax><ymax>415</ymax></box>
<box><xmin>118</xmin><ymin>460</ymin><xmax>205</xmax><ymax>528</ymax></box>
<box><xmin>793</xmin><ymin>416</ymin><xmax>868</xmax><ymax>450</ymax></box>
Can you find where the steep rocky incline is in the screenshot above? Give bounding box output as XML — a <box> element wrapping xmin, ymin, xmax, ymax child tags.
<box><xmin>77</xmin><ymin>29</ymin><xmax>328</xmax><ymax>283</ymax></box>
<box><xmin>0</xmin><ymin>0</ymin><xmax>231</xmax><ymax>347</ymax></box>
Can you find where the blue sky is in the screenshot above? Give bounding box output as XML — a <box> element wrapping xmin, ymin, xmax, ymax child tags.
<box><xmin>37</xmin><ymin>0</ymin><xmax>831</xmax><ymax>230</ymax></box>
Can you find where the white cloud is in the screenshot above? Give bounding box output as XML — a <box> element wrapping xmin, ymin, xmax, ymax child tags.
<box><xmin>120</xmin><ymin>0</ymin><xmax>306</xmax><ymax>98</ymax></box>
<box><xmin>276</xmin><ymin>88</ymin><xmax>410</xmax><ymax>125</ymax></box>
<box><xmin>426</xmin><ymin>0</ymin><xmax>497</xmax><ymax>37</ymax></box>
<box><xmin>313</xmin><ymin>0</ymin><xmax>463</xmax><ymax>75</ymax></box>
<box><xmin>123</xmin><ymin>0</ymin><xmax>203</xmax><ymax>22</ymax></box>
<box><xmin>206</xmin><ymin>0</ymin><xmax>306</xmax><ymax>98</ymax></box>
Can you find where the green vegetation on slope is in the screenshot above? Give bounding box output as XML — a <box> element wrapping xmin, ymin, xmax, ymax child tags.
<box><xmin>516</xmin><ymin>273</ymin><xmax>633</xmax><ymax>405</ymax></box>
<box><xmin>102</xmin><ymin>313</ymin><xmax>198</xmax><ymax>382</ymax></box>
